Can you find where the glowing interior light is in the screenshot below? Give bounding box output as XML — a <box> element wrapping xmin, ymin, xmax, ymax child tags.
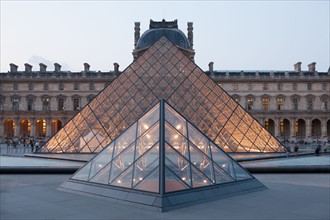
<box><xmin>117</xmin><ymin>180</ymin><xmax>122</xmax><ymax>183</ymax></box>
<box><xmin>98</xmin><ymin>164</ymin><xmax>103</xmax><ymax>168</ymax></box>
<box><xmin>203</xmin><ymin>180</ymin><xmax>207</xmax><ymax>183</ymax></box>
<box><xmin>133</xmin><ymin>179</ymin><xmax>136</xmax><ymax>181</ymax></box>
<box><xmin>193</xmin><ymin>162</ymin><xmax>197</xmax><ymax>165</ymax></box>
<box><xmin>174</xmin><ymin>134</ymin><xmax>178</xmax><ymax>139</ymax></box>
<box><xmin>176</xmin><ymin>124</ymin><xmax>181</xmax><ymax>130</ymax></box>
<box><xmin>146</xmin><ymin>134</ymin><xmax>151</xmax><ymax>138</ymax></box>
<box><xmin>143</xmin><ymin>124</ymin><xmax>149</xmax><ymax>130</ymax></box>
<box><xmin>182</xmin><ymin>177</ymin><xmax>186</xmax><ymax>181</ymax></box>
<box><xmin>139</xmin><ymin>177</ymin><xmax>143</xmax><ymax>181</ymax></box>
<box><xmin>222</xmin><ymin>164</ymin><xmax>226</xmax><ymax>168</ymax></box>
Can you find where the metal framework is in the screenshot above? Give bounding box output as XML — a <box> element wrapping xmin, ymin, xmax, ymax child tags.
<box><xmin>39</xmin><ymin>36</ymin><xmax>285</xmax><ymax>154</ymax></box>
<box><xmin>59</xmin><ymin>100</ymin><xmax>265</xmax><ymax>211</ymax></box>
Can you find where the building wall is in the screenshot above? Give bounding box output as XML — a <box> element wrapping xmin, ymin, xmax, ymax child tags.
<box><xmin>1</xmin><ymin>67</ymin><xmax>329</xmax><ymax>144</ymax></box>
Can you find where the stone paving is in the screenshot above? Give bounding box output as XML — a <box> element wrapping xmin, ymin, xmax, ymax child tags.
<box><xmin>1</xmin><ymin>174</ymin><xmax>329</xmax><ymax>219</ymax></box>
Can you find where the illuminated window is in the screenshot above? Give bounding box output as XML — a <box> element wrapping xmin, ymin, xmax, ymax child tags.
<box><xmin>262</xmin><ymin>97</ymin><xmax>269</xmax><ymax>111</ymax></box>
<box><xmin>280</xmin><ymin>119</ymin><xmax>284</xmax><ymax>134</ymax></box>
<box><xmin>73</xmin><ymin>98</ymin><xmax>80</xmax><ymax>111</ymax></box>
<box><xmin>246</xmin><ymin>97</ymin><xmax>254</xmax><ymax>110</ymax></box>
<box><xmin>277</xmin><ymin>98</ymin><xmax>283</xmax><ymax>110</ymax></box>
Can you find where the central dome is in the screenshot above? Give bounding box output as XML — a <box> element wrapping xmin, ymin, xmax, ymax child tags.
<box><xmin>136</xmin><ymin>28</ymin><xmax>191</xmax><ymax>50</ymax></box>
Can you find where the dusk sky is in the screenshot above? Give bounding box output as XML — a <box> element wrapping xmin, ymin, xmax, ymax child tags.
<box><xmin>1</xmin><ymin>1</ymin><xmax>329</xmax><ymax>72</ymax></box>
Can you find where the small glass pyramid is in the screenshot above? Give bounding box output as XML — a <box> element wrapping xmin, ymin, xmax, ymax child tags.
<box><xmin>69</xmin><ymin>100</ymin><xmax>253</xmax><ymax>194</ymax></box>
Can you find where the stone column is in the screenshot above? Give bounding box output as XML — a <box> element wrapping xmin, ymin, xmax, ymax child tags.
<box><xmin>46</xmin><ymin>119</ymin><xmax>51</xmax><ymax>138</ymax></box>
<box><xmin>14</xmin><ymin>118</ymin><xmax>19</xmax><ymax>138</ymax></box>
<box><xmin>306</xmin><ymin>118</ymin><xmax>311</xmax><ymax>142</ymax></box>
<box><xmin>290</xmin><ymin>118</ymin><xmax>296</xmax><ymax>142</ymax></box>
<box><xmin>0</xmin><ymin>119</ymin><xmax>4</xmax><ymax>142</ymax></box>
<box><xmin>274</xmin><ymin>118</ymin><xmax>280</xmax><ymax>139</ymax></box>
<box><xmin>30</xmin><ymin>118</ymin><xmax>35</xmax><ymax>138</ymax></box>
<box><xmin>321</xmin><ymin>119</ymin><xmax>327</xmax><ymax>141</ymax></box>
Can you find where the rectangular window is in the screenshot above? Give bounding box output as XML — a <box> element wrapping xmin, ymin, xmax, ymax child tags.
<box><xmin>28</xmin><ymin>83</ymin><xmax>33</xmax><ymax>91</ymax></box>
<box><xmin>278</xmin><ymin>83</ymin><xmax>283</xmax><ymax>90</ymax></box>
<box><xmin>0</xmin><ymin>83</ymin><xmax>2</xmax><ymax>91</ymax></box>
<box><xmin>321</xmin><ymin>99</ymin><xmax>328</xmax><ymax>110</ymax></box>
<box><xmin>248</xmin><ymin>83</ymin><xmax>253</xmax><ymax>90</ymax></box>
<box><xmin>262</xmin><ymin>97</ymin><xmax>269</xmax><ymax>111</ymax></box>
<box><xmin>44</xmin><ymin>83</ymin><xmax>48</xmax><ymax>91</ymax></box>
<box><xmin>59</xmin><ymin>83</ymin><xmax>64</xmax><ymax>91</ymax></box>
<box><xmin>89</xmin><ymin>83</ymin><xmax>94</xmax><ymax>91</ymax></box>
<box><xmin>13</xmin><ymin>99</ymin><xmax>19</xmax><ymax>111</ymax></box>
<box><xmin>232</xmin><ymin>83</ymin><xmax>238</xmax><ymax>90</ymax></box>
<box><xmin>42</xmin><ymin>98</ymin><xmax>50</xmax><ymax>111</ymax></box>
<box><xmin>27</xmin><ymin>99</ymin><xmax>34</xmax><ymax>111</ymax></box>
<box><xmin>74</xmin><ymin>83</ymin><xmax>79</xmax><ymax>91</ymax></box>
<box><xmin>307</xmin><ymin>82</ymin><xmax>312</xmax><ymax>91</ymax></box>
<box><xmin>277</xmin><ymin>98</ymin><xmax>283</xmax><ymax>110</ymax></box>
<box><xmin>58</xmin><ymin>98</ymin><xmax>64</xmax><ymax>111</ymax></box>
<box><xmin>293</xmin><ymin>99</ymin><xmax>298</xmax><ymax>111</ymax></box>
<box><xmin>307</xmin><ymin>99</ymin><xmax>313</xmax><ymax>110</ymax></box>
<box><xmin>73</xmin><ymin>98</ymin><xmax>80</xmax><ymax>111</ymax></box>
<box><xmin>322</xmin><ymin>83</ymin><xmax>326</xmax><ymax>90</ymax></box>
<box><xmin>13</xmin><ymin>83</ymin><xmax>18</xmax><ymax>90</ymax></box>
<box><xmin>263</xmin><ymin>83</ymin><xmax>268</xmax><ymax>90</ymax></box>
<box><xmin>293</xmin><ymin>83</ymin><xmax>297</xmax><ymax>90</ymax></box>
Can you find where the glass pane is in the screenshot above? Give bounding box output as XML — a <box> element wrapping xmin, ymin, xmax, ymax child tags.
<box><xmin>71</xmin><ymin>163</ymin><xmax>91</xmax><ymax>181</ymax></box>
<box><xmin>135</xmin><ymin>167</ymin><xmax>159</xmax><ymax>193</ymax></box>
<box><xmin>164</xmin><ymin>123</ymin><xmax>189</xmax><ymax>160</ymax></box>
<box><xmin>191</xmin><ymin>166</ymin><xmax>212</xmax><ymax>188</ymax></box>
<box><xmin>113</xmin><ymin>123</ymin><xmax>137</xmax><ymax>159</ymax></box>
<box><xmin>213</xmin><ymin>165</ymin><xmax>234</xmax><ymax>184</ymax></box>
<box><xmin>89</xmin><ymin>163</ymin><xmax>111</xmax><ymax>184</ymax></box>
<box><xmin>210</xmin><ymin>143</ymin><xmax>235</xmax><ymax>179</ymax></box>
<box><xmin>109</xmin><ymin>142</ymin><xmax>135</xmax><ymax>184</ymax></box>
<box><xmin>188</xmin><ymin>123</ymin><xmax>211</xmax><ymax>157</ymax></box>
<box><xmin>233</xmin><ymin>163</ymin><xmax>252</xmax><ymax>180</ymax></box>
<box><xmin>135</xmin><ymin>124</ymin><xmax>159</xmax><ymax>159</ymax></box>
<box><xmin>89</xmin><ymin>143</ymin><xmax>114</xmax><ymax>180</ymax></box>
<box><xmin>133</xmin><ymin>144</ymin><xmax>159</xmax><ymax>188</ymax></box>
<box><xmin>165</xmin><ymin>144</ymin><xmax>191</xmax><ymax>187</ymax></box>
<box><xmin>137</xmin><ymin>104</ymin><xmax>159</xmax><ymax>135</ymax></box>
<box><xmin>189</xmin><ymin>143</ymin><xmax>214</xmax><ymax>182</ymax></box>
<box><xmin>111</xmin><ymin>166</ymin><xmax>133</xmax><ymax>189</ymax></box>
<box><xmin>165</xmin><ymin>166</ymin><xmax>189</xmax><ymax>193</ymax></box>
<box><xmin>165</xmin><ymin>103</ymin><xmax>187</xmax><ymax>136</ymax></box>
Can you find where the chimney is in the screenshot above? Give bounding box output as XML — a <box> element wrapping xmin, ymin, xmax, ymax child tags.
<box><xmin>84</xmin><ymin>63</ymin><xmax>90</xmax><ymax>72</ymax></box>
<box><xmin>294</xmin><ymin>62</ymin><xmax>302</xmax><ymax>72</ymax></box>
<box><xmin>187</xmin><ymin>22</ymin><xmax>193</xmax><ymax>48</ymax></box>
<box><xmin>24</xmin><ymin>63</ymin><xmax>33</xmax><ymax>72</ymax></box>
<box><xmin>208</xmin><ymin>62</ymin><xmax>214</xmax><ymax>74</ymax></box>
<box><xmin>39</xmin><ymin>63</ymin><xmax>47</xmax><ymax>72</ymax></box>
<box><xmin>54</xmin><ymin>63</ymin><xmax>61</xmax><ymax>72</ymax></box>
<box><xmin>10</xmin><ymin>63</ymin><xmax>18</xmax><ymax>72</ymax></box>
<box><xmin>308</xmin><ymin>62</ymin><xmax>316</xmax><ymax>72</ymax></box>
<box><xmin>113</xmin><ymin>63</ymin><xmax>119</xmax><ymax>72</ymax></box>
<box><xmin>134</xmin><ymin>22</ymin><xmax>140</xmax><ymax>48</ymax></box>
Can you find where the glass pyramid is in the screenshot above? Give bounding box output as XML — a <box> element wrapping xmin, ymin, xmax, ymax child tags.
<box><xmin>39</xmin><ymin>36</ymin><xmax>285</xmax><ymax>154</ymax></box>
<box><xmin>68</xmin><ymin>100</ymin><xmax>253</xmax><ymax>194</ymax></box>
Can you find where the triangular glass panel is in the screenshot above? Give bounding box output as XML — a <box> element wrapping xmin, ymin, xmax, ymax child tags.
<box><xmin>191</xmin><ymin>166</ymin><xmax>212</xmax><ymax>188</ymax></box>
<box><xmin>135</xmin><ymin>124</ymin><xmax>159</xmax><ymax>159</ymax></box>
<box><xmin>165</xmin><ymin>166</ymin><xmax>190</xmax><ymax>193</ymax></box>
<box><xmin>164</xmin><ymin>123</ymin><xmax>189</xmax><ymax>160</ymax></box>
<box><xmin>89</xmin><ymin>163</ymin><xmax>111</xmax><ymax>184</ymax></box>
<box><xmin>88</xmin><ymin>142</ymin><xmax>114</xmax><ymax>180</ymax></box>
<box><xmin>165</xmin><ymin>143</ymin><xmax>191</xmax><ymax>187</ymax></box>
<box><xmin>233</xmin><ymin>163</ymin><xmax>252</xmax><ymax>181</ymax></box>
<box><xmin>134</xmin><ymin>166</ymin><xmax>159</xmax><ymax>193</ymax></box>
<box><xmin>71</xmin><ymin>163</ymin><xmax>91</xmax><ymax>181</ymax></box>
<box><xmin>111</xmin><ymin>166</ymin><xmax>134</xmax><ymax>189</ymax></box>
<box><xmin>210</xmin><ymin>143</ymin><xmax>235</xmax><ymax>179</ymax></box>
